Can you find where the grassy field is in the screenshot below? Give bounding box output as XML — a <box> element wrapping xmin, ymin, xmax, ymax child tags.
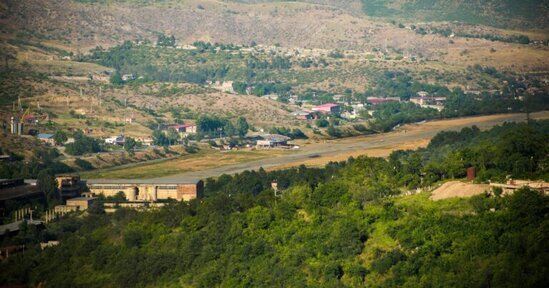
<box><xmin>79</xmin><ymin>148</ymin><xmax>291</xmax><ymax>179</ymax></box>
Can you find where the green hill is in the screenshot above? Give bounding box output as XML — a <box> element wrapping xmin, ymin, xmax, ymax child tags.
<box><xmin>1</xmin><ymin>121</ymin><xmax>548</xmax><ymax>287</ymax></box>
<box><xmin>361</xmin><ymin>0</ymin><xmax>547</xmax><ymax>28</ymax></box>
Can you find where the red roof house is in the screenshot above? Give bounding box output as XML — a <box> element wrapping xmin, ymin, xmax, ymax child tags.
<box><xmin>312</xmin><ymin>103</ymin><xmax>341</xmax><ymax>114</ymax></box>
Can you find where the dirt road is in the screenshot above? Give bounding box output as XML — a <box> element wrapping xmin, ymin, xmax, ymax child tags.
<box><xmin>155</xmin><ymin>111</ymin><xmax>548</xmax><ymax>181</ymax></box>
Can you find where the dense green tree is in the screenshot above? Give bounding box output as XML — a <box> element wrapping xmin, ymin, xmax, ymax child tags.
<box><xmin>236</xmin><ymin>117</ymin><xmax>249</xmax><ymax>138</ymax></box>
<box><xmin>64</xmin><ymin>131</ymin><xmax>101</xmax><ymax>156</ymax></box>
<box><xmin>37</xmin><ymin>169</ymin><xmax>59</xmax><ymax>207</ymax></box>
<box><xmin>152</xmin><ymin>129</ymin><xmax>169</xmax><ymax>146</ymax></box>
<box><xmin>123</xmin><ymin>137</ymin><xmax>137</xmax><ymax>154</ymax></box>
<box><xmin>110</xmin><ymin>71</ymin><xmax>123</xmax><ymax>85</ymax></box>
<box><xmin>166</xmin><ymin>128</ymin><xmax>180</xmax><ymax>145</ymax></box>
<box><xmin>53</xmin><ymin>130</ymin><xmax>68</xmax><ymax>146</ymax></box>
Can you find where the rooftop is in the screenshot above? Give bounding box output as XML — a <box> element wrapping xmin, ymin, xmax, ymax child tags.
<box><xmin>290</xmin><ymin>111</ymin><xmax>311</xmax><ymax>116</ymax></box>
<box><xmin>85</xmin><ymin>179</ymin><xmax>202</xmax><ymax>185</ymax></box>
<box><xmin>314</xmin><ymin>103</ymin><xmax>339</xmax><ymax>108</ymax></box>
<box><xmin>367</xmin><ymin>97</ymin><xmax>400</xmax><ymax>104</ymax></box>
<box><xmin>169</xmin><ymin>124</ymin><xmax>196</xmax><ymax>129</ymax></box>
<box><xmin>37</xmin><ymin>133</ymin><xmax>54</xmax><ymax>139</ymax></box>
<box><xmin>67</xmin><ymin>197</ymin><xmax>97</xmax><ymax>201</ymax></box>
<box><xmin>260</xmin><ymin>134</ymin><xmax>292</xmax><ymax>142</ymax></box>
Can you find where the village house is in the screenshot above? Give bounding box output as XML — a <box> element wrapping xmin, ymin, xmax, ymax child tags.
<box><xmin>105</xmin><ymin>135</ymin><xmax>125</xmax><ymax>145</ymax></box>
<box><xmin>121</xmin><ymin>74</ymin><xmax>135</xmax><ymax>81</ymax></box>
<box><xmin>169</xmin><ymin>124</ymin><xmax>197</xmax><ymax>136</ymax></box>
<box><xmin>136</xmin><ymin>136</ymin><xmax>154</xmax><ymax>146</ymax></box>
<box><xmin>340</xmin><ymin>111</ymin><xmax>357</xmax><ymax>120</ymax></box>
<box><xmin>312</xmin><ymin>103</ymin><xmax>341</xmax><ymax>114</ymax></box>
<box><xmin>37</xmin><ymin>133</ymin><xmax>55</xmax><ymax>145</ymax></box>
<box><xmin>410</xmin><ymin>96</ymin><xmax>446</xmax><ymax>111</ymax></box>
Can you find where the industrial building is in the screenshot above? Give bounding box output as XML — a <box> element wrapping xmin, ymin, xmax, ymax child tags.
<box><xmin>56</xmin><ymin>175</ymin><xmax>82</xmax><ymax>199</ymax></box>
<box><xmin>84</xmin><ymin>179</ymin><xmax>204</xmax><ymax>202</ymax></box>
<box><xmin>256</xmin><ymin>134</ymin><xmax>292</xmax><ymax>148</ymax></box>
<box><xmin>0</xmin><ymin>179</ymin><xmax>43</xmax><ymax>217</ymax></box>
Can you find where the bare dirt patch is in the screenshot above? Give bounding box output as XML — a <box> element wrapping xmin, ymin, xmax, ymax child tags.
<box><xmin>430</xmin><ymin>181</ymin><xmax>491</xmax><ymax>201</ymax></box>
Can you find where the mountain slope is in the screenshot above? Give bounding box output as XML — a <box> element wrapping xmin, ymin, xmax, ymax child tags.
<box><xmin>361</xmin><ymin>0</ymin><xmax>548</xmax><ymax>29</ymax></box>
<box><xmin>2</xmin><ymin>0</ymin><xmax>546</xmax><ymax>53</ymax></box>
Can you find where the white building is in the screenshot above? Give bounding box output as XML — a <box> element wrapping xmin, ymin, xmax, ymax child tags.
<box><xmin>105</xmin><ymin>135</ymin><xmax>125</xmax><ymax>145</ymax></box>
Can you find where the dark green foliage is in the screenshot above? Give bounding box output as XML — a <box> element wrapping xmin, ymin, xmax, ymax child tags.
<box><xmin>74</xmin><ymin>158</ymin><xmax>93</xmax><ymax>170</ymax></box>
<box><xmin>232</xmin><ymin>81</ymin><xmax>248</xmax><ymax>94</ymax></box>
<box><xmin>370</xmin><ymin>102</ymin><xmax>439</xmax><ymax>132</ymax></box>
<box><xmin>53</xmin><ymin>130</ymin><xmax>68</xmax><ymax>146</ymax></box>
<box><xmin>156</xmin><ymin>33</ymin><xmax>176</xmax><ymax>47</ymax></box>
<box><xmin>64</xmin><ymin>131</ymin><xmax>101</xmax><ymax>156</ymax></box>
<box><xmin>110</xmin><ymin>71</ymin><xmax>123</xmax><ymax>85</ymax></box>
<box><xmin>326</xmin><ymin>125</ymin><xmax>342</xmax><ymax>138</ymax></box>
<box><xmin>236</xmin><ymin>117</ymin><xmax>249</xmax><ymax>138</ymax></box>
<box><xmin>195</xmin><ymin>115</ymin><xmax>249</xmax><ymax>138</ymax></box>
<box><xmin>0</xmin><ymin>148</ymin><xmax>72</xmax><ymax>179</ymax></box>
<box><xmin>361</xmin><ymin>70</ymin><xmax>450</xmax><ymax>101</ymax></box>
<box><xmin>268</xmin><ymin>127</ymin><xmax>307</xmax><ymax>139</ymax></box>
<box><xmin>371</xmin><ymin>249</ymin><xmax>406</xmax><ymax>274</ymax></box>
<box><xmin>123</xmin><ymin>137</ymin><xmax>137</xmax><ymax>154</ymax></box>
<box><xmin>232</xmin><ymin>81</ymin><xmax>292</xmax><ymax>97</ymax></box>
<box><xmin>361</xmin><ymin>0</ymin><xmax>546</xmax><ymax>28</ymax></box>
<box><xmin>37</xmin><ymin>169</ymin><xmax>59</xmax><ymax>208</ymax></box>
<box><xmin>316</xmin><ymin>118</ymin><xmax>329</xmax><ymax>128</ymax></box>
<box><xmin>152</xmin><ymin>129</ymin><xmax>169</xmax><ymax>146</ymax></box>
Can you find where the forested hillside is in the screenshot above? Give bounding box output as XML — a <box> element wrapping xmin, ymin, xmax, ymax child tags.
<box><xmin>1</xmin><ymin>121</ymin><xmax>547</xmax><ymax>287</ymax></box>
<box><xmin>362</xmin><ymin>0</ymin><xmax>548</xmax><ymax>28</ymax></box>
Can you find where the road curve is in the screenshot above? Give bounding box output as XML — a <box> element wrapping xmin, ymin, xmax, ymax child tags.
<box><xmin>154</xmin><ymin>112</ymin><xmax>547</xmax><ymax>181</ymax></box>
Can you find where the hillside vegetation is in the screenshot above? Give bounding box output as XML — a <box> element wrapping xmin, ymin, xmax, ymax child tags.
<box><xmin>1</xmin><ymin>121</ymin><xmax>548</xmax><ymax>287</ymax></box>
<box><xmin>362</xmin><ymin>0</ymin><xmax>548</xmax><ymax>28</ymax></box>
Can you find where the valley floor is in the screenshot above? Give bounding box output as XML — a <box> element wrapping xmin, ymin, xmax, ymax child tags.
<box><xmin>81</xmin><ymin>111</ymin><xmax>549</xmax><ymax>181</ymax></box>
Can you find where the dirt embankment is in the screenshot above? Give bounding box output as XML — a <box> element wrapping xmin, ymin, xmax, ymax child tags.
<box><xmin>430</xmin><ymin>181</ymin><xmax>491</xmax><ymax>201</ymax></box>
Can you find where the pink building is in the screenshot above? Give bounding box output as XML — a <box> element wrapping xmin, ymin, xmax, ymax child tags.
<box><xmin>312</xmin><ymin>103</ymin><xmax>341</xmax><ymax>114</ymax></box>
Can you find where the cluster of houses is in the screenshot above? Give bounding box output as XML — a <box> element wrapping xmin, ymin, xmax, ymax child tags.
<box><xmin>290</xmin><ymin>92</ymin><xmax>447</xmax><ymax>121</ymax></box>
<box><xmin>34</xmin><ymin>122</ymin><xmax>199</xmax><ymax>148</ymax></box>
